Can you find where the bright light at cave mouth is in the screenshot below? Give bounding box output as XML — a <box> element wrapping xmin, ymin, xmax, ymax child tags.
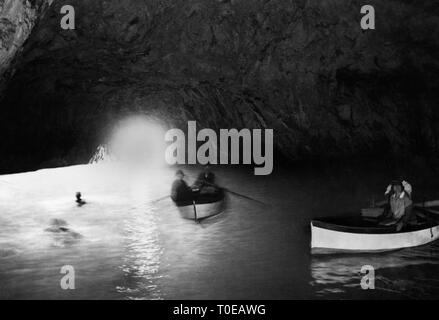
<box><xmin>107</xmin><ymin>115</ymin><xmax>167</xmax><ymax>167</ymax></box>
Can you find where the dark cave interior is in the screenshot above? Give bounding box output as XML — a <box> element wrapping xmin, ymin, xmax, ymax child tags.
<box><xmin>0</xmin><ymin>0</ymin><xmax>438</xmax><ymax>173</ymax></box>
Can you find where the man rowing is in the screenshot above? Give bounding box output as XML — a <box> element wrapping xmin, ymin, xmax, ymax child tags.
<box><xmin>380</xmin><ymin>180</ymin><xmax>413</xmax><ymax>230</ymax></box>
<box><xmin>193</xmin><ymin>165</ymin><xmax>215</xmax><ymax>187</ymax></box>
<box><xmin>171</xmin><ymin>170</ymin><xmax>194</xmax><ymax>202</ymax></box>
<box><xmin>192</xmin><ymin>165</ymin><xmax>219</xmax><ymax>195</ymax></box>
<box><xmin>171</xmin><ymin>167</ymin><xmax>223</xmax><ymax>205</ymax></box>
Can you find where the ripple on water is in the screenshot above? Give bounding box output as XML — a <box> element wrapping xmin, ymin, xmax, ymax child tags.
<box><xmin>0</xmin><ymin>248</ymin><xmax>19</xmax><ymax>258</ymax></box>
<box><xmin>310</xmin><ymin>242</ymin><xmax>439</xmax><ymax>298</ymax></box>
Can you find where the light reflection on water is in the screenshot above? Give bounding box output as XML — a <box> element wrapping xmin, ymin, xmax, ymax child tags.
<box><xmin>0</xmin><ymin>161</ymin><xmax>439</xmax><ymax>299</ymax></box>
<box><xmin>117</xmin><ymin>203</ymin><xmax>163</xmax><ymax>300</ymax></box>
<box><xmin>0</xmin><ymin>164</ymin><xmax>168</xmax><ymax>300</ymax></box>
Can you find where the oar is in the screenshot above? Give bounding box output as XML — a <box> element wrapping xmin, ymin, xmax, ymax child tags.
<box><xmin>199</xmin><ymin>180</ymin><xmax>267</xmax><ymax>206</ymax></box>
<box><xmin>422</xmin><ymin>198</ymin><xmax>435</xmax><ymax>237</ymax></box>
<box><xmin>192</xmin><ymin>200</ymin><xmax>199</xmax><ymax>223</ymax></box>
<box><xmin>418</xmin><ymin>198</ymin><xmax>439</xmax><ymax>230</ymax></box>
<box><xmin>414</xmin><ymin>200</ymin><xmax>439</xmax><ymax>215</ymax></box>
<box><xmin>222</xmin><ymin>187</ymin><xmax>267</xmax><ymax>206</ymax></box>
<box><xmin>148</xmin><ymin>195</ymin><xmax>169</xmax><ymax>204</ymax></box>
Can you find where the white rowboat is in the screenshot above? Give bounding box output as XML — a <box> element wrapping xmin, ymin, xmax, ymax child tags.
<box><xmin>174</xmin><ymin>188</ymin><xmax>226</xmax><ymax>221</ymax></box>
<box><xmin>311</xmin><ymin>205</ymin><xmax>439</xmax><ymax>254</ymax></box>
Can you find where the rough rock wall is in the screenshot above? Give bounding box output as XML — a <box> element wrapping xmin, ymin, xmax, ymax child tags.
<box><xmin>0</xmin><ymin>0</ymin><xmax>438</xmax><ymax>172</ymax></box>
<box><xmin>0</xmin><ymin>0</ymin><xmax>53</xmax><ymax>94</ymax></box>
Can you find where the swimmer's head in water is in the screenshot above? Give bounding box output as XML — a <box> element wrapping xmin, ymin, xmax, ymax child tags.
<box><xmin>76</xmin><ymin>192</ymin><xmax>81</xmax><ymax>200</ymax></box>
<box><xmin>175</xmin><ymin>170</ymin><xmax>184</xmax><ymax>179</ymax></box>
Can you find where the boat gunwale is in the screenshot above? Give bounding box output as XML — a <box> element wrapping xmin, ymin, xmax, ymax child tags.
<box><xmin>310</xmin><ymin>223</ymin><xmax>439</xmax><ymax>253</ymax></box>
<box><xmin>174</xmin><ymin>187</ymin><xmax>225</xmax><ymax>207</ymax></box>
<box><xmin>311</xmin><ymin>219</ymin><xmax>397</xmax><ymax>234</ymax></box>
<box><xmin>311</xmin><ymin>220</ymin><xmax>438</xmax><ymax>234</ymax></box>
<box><xmin>311</xmin><ymin>210</ymin><xmax>439</xmax><ymax>235</ymax></box>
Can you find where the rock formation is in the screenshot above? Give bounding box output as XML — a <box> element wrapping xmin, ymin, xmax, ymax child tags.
<box><xmin>0</xmin><ymin>0</ymin><xmax>438</xmax><ymax>173</ymax></box>
<box><xmin>0</xmin><ymin>0</ymin><xmax>53</xmax><ymax>93</ymax></box>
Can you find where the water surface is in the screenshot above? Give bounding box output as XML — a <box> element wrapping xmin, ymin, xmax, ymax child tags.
<box><xmin>0</xmin><ymin>160</ymin><xmax>438</xmax><ymax>299</ymax></box>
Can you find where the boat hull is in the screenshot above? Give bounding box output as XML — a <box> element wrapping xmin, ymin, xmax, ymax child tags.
<box><xmin>175</xmin><ymin>188</ymin><xmax>226</xmax><ymax>221</ymax></box>
<box><xmin>178</xmin><ymin>198</ymin><xmax>225</xmax><ymax>220</ymax></box>
<box><xmin>311</xmin><ymin>222</ymin><xmax>439</xmax><ymax>254</ymax></box>
<box><xmin>311</xmin><ymin>204</ymin><xmax>439</xmax><ymax>254</ymax></box>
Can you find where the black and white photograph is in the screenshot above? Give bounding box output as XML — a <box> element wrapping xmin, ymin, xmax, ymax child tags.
<box><xmin>0</xmin><ymin>0</ymin><xmax>439</xmax><ymax>305</ymax></box>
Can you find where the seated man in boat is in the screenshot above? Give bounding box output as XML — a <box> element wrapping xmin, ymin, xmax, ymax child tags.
<box><xmin>192</xmin><ymin>165</ymin><xmax>218</xmax><ymax>194</ymax></box>
<box><xmin>171</xmin><ymin>170</ymin><xmax>194</xmax><ymax>202</ymax></box>
<box><xmin>381</xmin><ymin>180</ymin><xmax>413</xmax><ymax>230</ymax></box>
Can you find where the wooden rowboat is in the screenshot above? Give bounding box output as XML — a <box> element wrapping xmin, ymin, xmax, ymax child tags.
<box><xmin>311</xmin><ymin>205</ymin><xmax>439</xmax><ymax>254</ymax></box>
<box><xmin>174</xmin><ymin>188</ymin><xmax>226</xmax><ymax>221</ymax></box>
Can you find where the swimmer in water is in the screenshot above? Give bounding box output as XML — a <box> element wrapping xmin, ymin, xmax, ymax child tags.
<box><xmin>45</xmin><ymin>219</ymin><xmax>82</xmax><ymax>247</ymax></box>
<box><xmin>76</xmin><ymin>192</ymin><xmax>86</xmax><ymax>206</ymax></box>
<box><xmin>45</xmin><ymin>218</ymin><xmax>70</xmax><ymax>233</ymax></box>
